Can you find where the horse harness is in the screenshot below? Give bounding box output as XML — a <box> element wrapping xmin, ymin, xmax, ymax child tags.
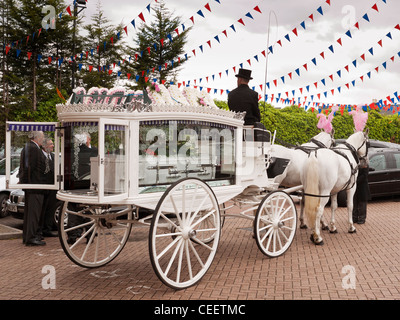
<box><xmin>302</xmin><ymin>140</ymin><xmax>367</xmax><ymax>199</ymax></box>
<box><xmin>294</xmin><ymin>138</ymin><xmax>329</xmax><ymax>154</ymax></box>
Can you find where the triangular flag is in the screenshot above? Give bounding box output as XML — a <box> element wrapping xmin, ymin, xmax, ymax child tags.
<box><xmin>138</xmin><ymin>12</ymin><xmax>145</xmax><ymax>22</ymax></box>
<box><xmin>238</xmin><ymin>18</ymin><xmax>245</xmax><ymax>26</ymax></box>
<box><xmin>254</xmin><ymin>6</ymin><xmax>262</xmax><ymax>14</ymax></box>
<box><xmin>369</xmin><ymin>47</ymin><xmax>374</xmax><ymax>55</ymax></box>
<box><xmin>363</xmin><ymin>14</ymin><xmax>370</xmax><ymax>22</ymax></box>
<box><xmin>197</xmin><ymin>10</ymin><xmax>205</xmax><ymax>18</ymax></box>
<box><xmin>345</xmin><ymin>30</ymin><xmax>352</xmax><ymax>38</ymax></box>
<box><xmin>371</xmin><ymin>3</ymin><xmax>379</xmax><ymax>12</ymax></box>
<box><xmin>292</xmin><ymin>28</ymin><xmax>298</xmax><ymax>36</ymax></box>
<box><xmin>66</xmin><ymin>6</ymin><xmax>72</xmax><ymax>16</ymax></box>
<box><xmin>337</xmin><ymin>38</ymin><xmax>342</xmax><ymax>46</ymax></box>
<box><xmin>204</xmin><ymin>3</ymin><xmax>211</xmax><ymax>12</ymax></box>
<box><xmin>317</xmin><ymin>6</ymin><xmax>323</xmax><ymax>15</ymax></box>
<box><xmin>245</xmin><ymin>12</ymin><xmax>254</xmax><ymax>19</ymax></box>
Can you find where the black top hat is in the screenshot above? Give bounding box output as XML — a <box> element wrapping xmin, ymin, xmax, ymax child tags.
<box><xmin>235</xmin><ymin>68</ymin><xmax>253</xmax><ymax>80</ymax></box>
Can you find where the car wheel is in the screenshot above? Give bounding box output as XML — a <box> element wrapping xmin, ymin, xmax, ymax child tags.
<box><xmin>0</xmin><ymin>193</ymin><xmax>9</xmax><ymax>218</ymax></box>
<box><xmin>53</xmin><ymin>201</ymin><xmax>66</xmax><ymax>227</ymax></box>
<box><xmin>337</xmin><ymin>190</ymin><xmax>347</xmax><ymax>207</ymax></box>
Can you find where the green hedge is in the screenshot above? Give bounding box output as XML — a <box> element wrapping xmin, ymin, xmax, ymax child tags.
<box><xmin>214</xmin><ymin>100</ymin><xmax>400</xmax><ymax>145</ymax></box>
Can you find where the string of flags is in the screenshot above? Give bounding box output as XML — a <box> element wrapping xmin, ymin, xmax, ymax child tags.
<box><xmin>3</xmin><ymin>0</ymin><xmax>399</xmax><ymax>115</ymax></box>
<box><xmin>181</xmin><ymin>0</ymin><xmax>388</xmax><ymax>89</ymax></box>
<box><xmin>2</xmin><ymin>0</ymin><xmax>264</xmax><ymax>77</ymax></box>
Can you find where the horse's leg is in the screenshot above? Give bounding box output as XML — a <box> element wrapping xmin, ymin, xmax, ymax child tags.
<box><xmin>311</xmin><ymin>205</ymin><xmax>324</xmax><ymax>245</ymax></box>
<box><xmin>320</xmin><ymin>212</ymin><xmax>329</xmax><ymax>230</ymax></box>
<box><xmin>347</xmin><ymin>189</ymin><xmax>357</xmax><ymax>233</ymax></box>
<box><xmin>300</xmin><ymin>194</ymin><xmax>307</xmax><ymax>229</ymax></box>
<box><xmin>329</xmin><ymin>194</ymin><xmax>338</xmax><ymax>233</ymax></box>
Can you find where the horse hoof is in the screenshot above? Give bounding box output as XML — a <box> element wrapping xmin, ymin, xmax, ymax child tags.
<box><xmin>348</xmin><ymin>229</ymin><xmax>357</xmax><ymax>234</ymax></box>
<box><xmin>310</xmin><ymin>235</ymin><xmax>324</xmax><ymax>245</ymax></box>
<box><xmin>300</xmin><ymin>224</ymin><xmax>308</xmax><ymax>229</ymax></box>
<box><xmin>322</xmin><ymin>226</ymin><xmax>329</xmax><ymax>231</ymax></box>
<box><xmin>329</xmin><ymin>229</ymin><xmax>338</xmax><ymax>234</ymax></box>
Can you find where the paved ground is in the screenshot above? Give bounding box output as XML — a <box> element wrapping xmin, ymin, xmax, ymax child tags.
<box><xmin>1</xmin><ymin>197</ymin><xmax>400</xmax><ymax>304</ymax></box>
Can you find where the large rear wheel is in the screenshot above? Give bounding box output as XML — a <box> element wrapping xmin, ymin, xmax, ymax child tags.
<box><xmin>149</xmin><ymin>178</ymin><xmax>221</xmax><ymax>289</ymax></box>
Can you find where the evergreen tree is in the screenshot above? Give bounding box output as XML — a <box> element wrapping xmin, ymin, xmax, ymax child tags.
<box><xmin>78</xmin><ymin>1</ymin><xmax>130</xmax><ymax>89</ymax></box>
<box><xmin>0</xmin><ymin>0</ymin><xmax>82</xmax><ymax>115</ymax></box>
<box><xmin>131</xmin><ymin>0</ymin><xmax>191</xmax><ymax>89</ymax></box>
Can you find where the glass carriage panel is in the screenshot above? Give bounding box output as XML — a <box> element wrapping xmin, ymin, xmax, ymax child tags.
<box><xmin>138</xmin><ymin>120</ymin><xmax>236</xmax><ymax>194</ymax></box>
<box><xmin>5</xmin><ymin>122</ymin><xmax>60</xmax><ymax>190</ymax></box>
<box><xmin>98</xmin><ymin>119</ymin><xmax>129</xmax><ymax>202</ymax></box>
<box><xmin>62</xmin><ymin>121</ymin><xmax>99</xmax><ymax>192</ymax></box>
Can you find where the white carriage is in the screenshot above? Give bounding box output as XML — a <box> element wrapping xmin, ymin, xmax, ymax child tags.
<box><xmin>5</xmin><ymin>87</ymin><xmax>300</xmax><ymax>289</ymax></box>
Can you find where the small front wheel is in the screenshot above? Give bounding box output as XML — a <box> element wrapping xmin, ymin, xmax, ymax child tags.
<box><xmin>58</xmin><ymin>202</ymin><xmax>133</xmax><ymax>268</ymax></box>
<box><xmin>254</xmin><ymin>191</ymin><xmax>297</xmax><ymax>257</ymax></box>
<box><xmin>149</xmin><ymin>178</ymin><xmax>221</xmax><ymax>290</ymax></box>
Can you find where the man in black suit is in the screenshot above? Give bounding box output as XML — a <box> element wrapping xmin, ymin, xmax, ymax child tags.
<box><xmin>228</xmin><ymin>68</ymin><xmax>261</xmax><ymax>125</ymax></box>
<box><xmin>19</xmin><ymin>131</ymin><xmax>47</xmax><ymax>246</ymax></box>
<box><xmin>40</xmin><ymin>137</ymin><xmax>58</xmax><ymax>237</ymax></box>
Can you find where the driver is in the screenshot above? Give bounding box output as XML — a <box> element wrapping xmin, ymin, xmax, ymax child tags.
<box><xmin>228</xmin><ymin>68</ymin><xmax>261</xmax><ymax>126</ymax></box>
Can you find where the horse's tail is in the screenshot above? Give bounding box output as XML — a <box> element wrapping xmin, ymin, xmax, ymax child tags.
<box><xmin>304</xmin><ymin>151</ymin><xmax>320</xmax><ymax>230</ymax></box>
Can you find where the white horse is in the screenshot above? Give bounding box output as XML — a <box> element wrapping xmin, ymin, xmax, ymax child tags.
<box><xmin>271</xmin><ymin>130</ymin><xmax>335</xmax><ymax>228</ymax></box>
<box><xmin>301</xmin><ymin>130</ymin><xmax>369</xmax><ymax>245</ymax></box>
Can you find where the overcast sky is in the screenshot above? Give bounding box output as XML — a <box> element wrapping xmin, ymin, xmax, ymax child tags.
<box><xmin>79</xmin><ymin>0</ymin><xmax>400</xmax><ymax>108</ymax></box>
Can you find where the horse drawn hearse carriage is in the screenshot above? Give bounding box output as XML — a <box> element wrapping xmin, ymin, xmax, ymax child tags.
<box><xmin>5</xmin><ymin>85</ymin><xmax>368</xmax><ymax>289</ymax></box>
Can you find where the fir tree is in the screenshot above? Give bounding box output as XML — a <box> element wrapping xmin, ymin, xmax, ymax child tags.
<box><xmin>131</xmin><ymin>0</ymin><xmax>191</xmax><ymax>89</ymax></box>
<box><xmin>78</xmin><ymin>0</ymin><xmax>129</xmax><ymax>89</ymax></box>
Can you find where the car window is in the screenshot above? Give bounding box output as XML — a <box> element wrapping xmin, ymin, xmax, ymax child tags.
<box><xmin>369</xmin><ymin>154</ymin><xmax>386</xmax><ymax>171</ymax></box>
<box><xmin>0</xmin><ymin>157</ymin><xmax>20</xmax><ymax>175</ymax></box>
<box><xmin>393</xmin><ymin>153</ymin><xmax>400</xmax><ymax>169</ymax></box>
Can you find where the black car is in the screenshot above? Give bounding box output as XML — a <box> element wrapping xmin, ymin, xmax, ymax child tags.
<box><xmin>337</xmin><ymin>147</ymin><xmax>400</xmax><ymax>206</ymax></box>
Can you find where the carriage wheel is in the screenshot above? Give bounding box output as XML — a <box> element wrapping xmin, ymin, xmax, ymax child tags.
<box><xmin>254</xmin><ymin>191</ymin><xmax>297</xmax><ymax>257</ymax></box>
<box><xmin>58</xmin><ymin>202</ymin><xmax>133</xmax><ymax>268</ymax></box>
<box><xmin>149</xmin><ymin>178</ymin><xmax>221</xmax><ymax>290</ymax></box>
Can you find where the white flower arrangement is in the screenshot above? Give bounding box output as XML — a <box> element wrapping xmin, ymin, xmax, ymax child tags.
<box><xmin>199</xmin><ymin>90</ymin><xmax>218</xmax><ymax>109</ymax></box>
<box><xmin>183</xmin><ymin>87</ymin><xmax>202</xmax><ymax>107</ymax></box>
<box><xmin>168</xmin><ymin>85</ymin><xmax>188</xmax><ymax>104</ymax></box>
<box><xmin>73</xmin><ymin>87</ymin><xmax>86</xmax><ymax>95</ymax></box>
<box><xmin>157</xmin><ymin>84</ymin><xmax>174</xmax><ymax>105</ymax></box>
<box><xmin>147</xmin><ymin>83</ymin><xmax>166</xmax><ymax>105</ymax></box>
<box><xmin>84</xmin><ymin>87</ymin><xmax>100</xmax><ymax>103</ymax></box>
<box><xmin>107</xmin><ymin>86</ymin><xmax>126</xmax><ymax>105</ymax></box>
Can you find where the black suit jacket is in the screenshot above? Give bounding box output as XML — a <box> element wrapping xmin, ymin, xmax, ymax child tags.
<box><xmin>19</xmin><ymin>140</ymin><xmax>46</xmax><ymax>185</ymax></box>
<box><xmin>228</xmin><ymin>84</ymin><xmax>261</xmax><ymax>125</ymax></box>
<box><xmin>43</xmin><ymin>151</ymin><xmax>55</xmax><ymax>184</ymax></box>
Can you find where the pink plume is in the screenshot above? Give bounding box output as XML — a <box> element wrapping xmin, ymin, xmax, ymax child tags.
<box><xmin>316</xmin><ymin>105</ymin><xmax>338</xmax><ymax>133</ymax></box>
<box><xmin>349</xmin><ymin>104</ymin><xmax>368</xmax><ymax>132</ymax></box>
